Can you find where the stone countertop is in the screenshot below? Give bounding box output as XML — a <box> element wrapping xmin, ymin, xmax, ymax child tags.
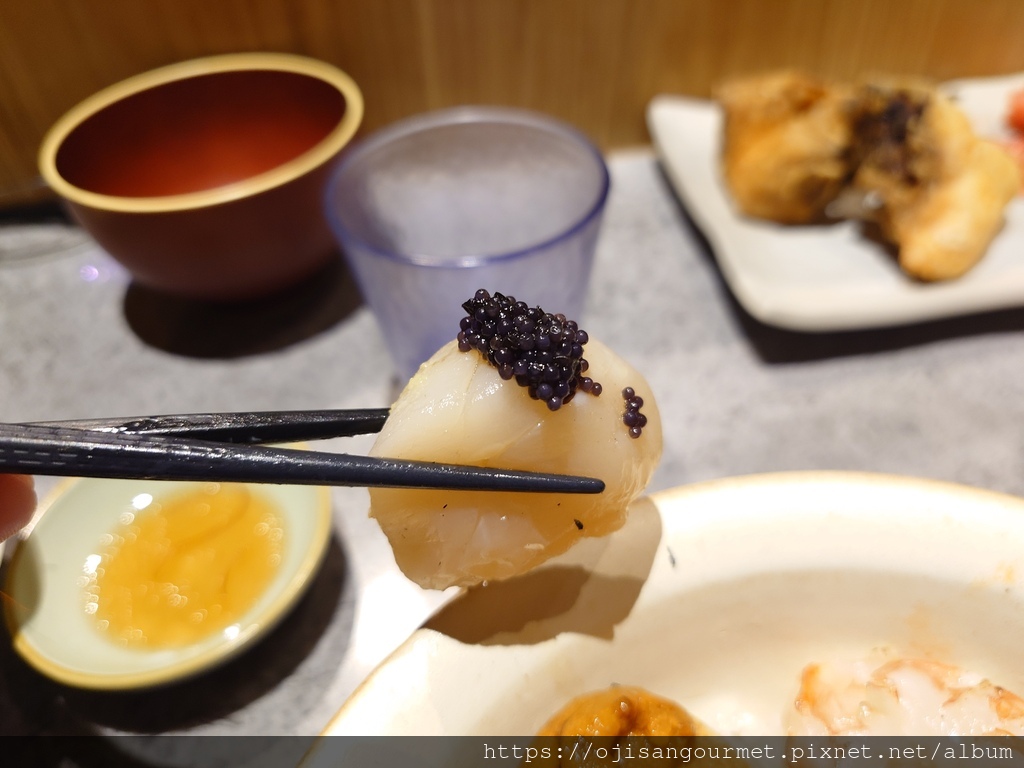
<box><xmin>2</xmin><ymin>148</ymin><xmax>1024</xmax><ymax>746</ymax></box>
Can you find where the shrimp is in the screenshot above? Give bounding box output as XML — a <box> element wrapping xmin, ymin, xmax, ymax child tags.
<box><xmin>367</xmin><ymin>292</ymin><xmax>661</xmax><ymax>590</ymax></box>
<box><xmin>787</xmin><ymin>651</ymin><xmax>1024</xmax><ymax>736</ymax></box>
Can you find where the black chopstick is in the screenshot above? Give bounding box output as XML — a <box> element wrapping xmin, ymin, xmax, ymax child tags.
<box><xmin>0</xmin><ymin>423</ymin><xmax>605</xmax><ymax>494</ymax></box>
<box><xmin>25</xmin><ymin>408</ymin><xmax>391</xmax><ymax>444</ymax></box>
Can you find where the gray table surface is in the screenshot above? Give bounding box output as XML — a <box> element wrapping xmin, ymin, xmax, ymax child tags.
<box><xmin>2</xmin><ymin>148</ymin><xmax>1024</xmax><ymax>743</ymax></box>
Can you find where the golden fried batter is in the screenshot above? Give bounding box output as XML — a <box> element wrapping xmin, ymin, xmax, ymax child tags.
<box><xmin>716</xmin><ymin>70</ymin><xmax>1022</xmax><ymax>281</ymax></box>
<box><xmin>846</xmin><ymin>79</ymin><xmax>1021</xmax><ymax>280</ymax></box>
<box><xmin>538</xmin><ymin>685</ymin><xmax>710</xmax><ymax>737</ymax></box>
<box><xmin>717</xmin><ymin>70</ymin><xmax>854</xmax><ymax>224</ymax></box>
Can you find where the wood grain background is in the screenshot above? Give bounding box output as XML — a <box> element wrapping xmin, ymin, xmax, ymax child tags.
<box><xmin>2</xmin><ymin>0</ymin><xmax>1023</xmax><ymax>208</ymax></box>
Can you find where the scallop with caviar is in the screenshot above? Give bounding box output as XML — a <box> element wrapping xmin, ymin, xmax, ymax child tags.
<box><xmin>368</xmin><ymin>291</ymin><xmax>662</xmax><ymax>590</ymax></box>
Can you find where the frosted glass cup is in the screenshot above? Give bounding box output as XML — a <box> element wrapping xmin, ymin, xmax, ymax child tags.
<box><xmin>324</xmin><ymin>107</ymin><xmax>610</xmax><ymax>380</ymax></box>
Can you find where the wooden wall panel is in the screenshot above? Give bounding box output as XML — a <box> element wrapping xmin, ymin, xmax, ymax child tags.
<box><xmin>2</xmin><ymin>0</ymin><xmax>1023</xmax><ymax>207</ymax></box>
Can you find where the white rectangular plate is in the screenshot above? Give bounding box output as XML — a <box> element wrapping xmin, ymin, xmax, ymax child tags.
<box><xmin>647</xmin><ymin>73</ymin><xmax>1024</xmax><ymax>331</ymax></box>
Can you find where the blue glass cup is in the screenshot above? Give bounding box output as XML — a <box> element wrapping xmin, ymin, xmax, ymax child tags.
<box><xmin>324</xmin><ymin>106</ymin><xmax>610</xmax><ymax>380</ymax></box>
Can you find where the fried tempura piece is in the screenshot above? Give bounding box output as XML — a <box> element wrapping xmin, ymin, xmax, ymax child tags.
<box><xmin>717</xmin><ymin>70</ymin><xmax>854</xmax><ymax>224</ymax></box>
<box><xmin>846</xmin><ymin>80</ymin><xmax>1021</xmax><ymax>280</ymax></box>
<box><xmin>538</xmin><ymin>685</ymin><xmax>711</xmax><ymax>737</ymax></box>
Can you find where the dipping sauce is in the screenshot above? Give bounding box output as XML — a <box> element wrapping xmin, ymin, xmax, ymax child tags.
<box><xmin>83</xmin><ymin>483</ymin><xmax>285</xmax><ymax>649</ymax></box>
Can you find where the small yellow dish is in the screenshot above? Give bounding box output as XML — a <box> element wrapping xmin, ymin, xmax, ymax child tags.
<box><xmin>3</xmin><ymin>477</ymin><xmax>330</xmax><ymax>690</ymax></box>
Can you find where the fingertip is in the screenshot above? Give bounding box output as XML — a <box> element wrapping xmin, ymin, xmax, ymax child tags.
<box><xmin>0</xmin><ymin>474</ymin><xmax>37</xmax><ymax>541</ymax></box>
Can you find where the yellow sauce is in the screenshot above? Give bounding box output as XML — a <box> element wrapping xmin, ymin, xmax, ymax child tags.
<box><xmin>83</xmin><ymin>483</ymin><xmax>285</xmax><ymax>649</ymax></box>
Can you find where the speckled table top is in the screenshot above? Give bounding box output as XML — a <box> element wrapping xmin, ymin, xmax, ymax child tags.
<box><xmin>3</xmin><ymin>149</ymin><xmax>1024</xmax><ymax>748</ymax></box>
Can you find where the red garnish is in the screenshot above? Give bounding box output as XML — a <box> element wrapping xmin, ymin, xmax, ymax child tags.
<box><xmin>1008</xmin><ymin>88</ymin><xmax>1024</xmax><ymax>135</ymax></box>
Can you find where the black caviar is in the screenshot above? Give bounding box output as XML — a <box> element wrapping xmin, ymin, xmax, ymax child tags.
<box><xmin>457</xmin><ymin>290</ymin><xmax>651</xmax><ymax>440</ymax></box>
<box><xmin>622</xmin><ymin>386</ymin><xmax>648</xmax><ymax>439</ymax></box>
<box><xmin>457</xmin><ymin>290</ymin><xmax>601</xmax><ymax>411</ymax></box>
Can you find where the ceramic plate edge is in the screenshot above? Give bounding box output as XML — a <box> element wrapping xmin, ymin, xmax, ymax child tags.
<box><xmin>316</xmin><ymin>469</ymin><xmax>1024</xmax><ymax>737</ymax></box>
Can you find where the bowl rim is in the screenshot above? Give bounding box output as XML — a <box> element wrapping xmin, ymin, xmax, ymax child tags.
<box><xmin>323</xmin><ymin>105</ymin><xmax>611</xmax><ymax>268</ymax></box>
<box><xmin>316</xmin><ymin>469</ymin><xmax>1024</xmax><ymax>737</ymax></box>
<box><xmin>37</xmin><ymin>52</ymin><xmax>364</xmax><ymax>215</ymax></box>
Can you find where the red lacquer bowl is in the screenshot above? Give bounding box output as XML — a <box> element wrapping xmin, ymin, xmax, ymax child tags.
<box><xmin>39</xmin><ymin>53</ymin><xmax>363</xmax><ymax>301</ymax></box>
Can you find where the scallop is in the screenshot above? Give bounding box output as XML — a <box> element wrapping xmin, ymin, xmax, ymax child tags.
<box><xmin>368</xmin><ymin>337</ymin><xmax>662</xmax><ymax>590</ymax></box>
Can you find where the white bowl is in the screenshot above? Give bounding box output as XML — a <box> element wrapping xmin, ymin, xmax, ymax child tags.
<box><xmin>3</xmin><ymin>478</ymin><xmax>331</xmax><ymax>690</ymax></box>
<box><xmin>314</xmin><ymin>471</ymin><xmax>1024</xmax><ymax>737</ymax></box>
